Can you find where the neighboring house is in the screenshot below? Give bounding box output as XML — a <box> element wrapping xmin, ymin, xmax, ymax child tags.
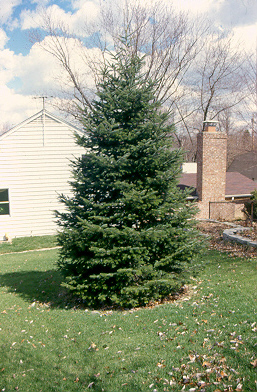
<box><xmin>227</xmin><ymin>151</ymin><xmax>257</xmax><ymax>181</ymax></box>
<box><xmin>179</xmin><ymin>172</ymin><xmax>257</xmax><ymax>200</ymax></box>
<box><xmin>0</xmin><ymin>109</ymin><xmax>84</xmax><ymax>240</ymax></box>
<box><xmin>179</xmin><ymin>122</ymin><xmax>257</xmax><ymax>220</ymax></box>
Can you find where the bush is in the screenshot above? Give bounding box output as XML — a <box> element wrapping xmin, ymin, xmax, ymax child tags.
<box><xmin>245</xmin><ymin>190</ymin><xmax>257</xmax><ymax>220</ymax></box>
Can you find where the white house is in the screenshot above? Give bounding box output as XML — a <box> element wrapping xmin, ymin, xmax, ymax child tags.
<box><xmin>0</xmin><ymin>109</ymin><xmax>85</xmax><ymax>240</ymax></box>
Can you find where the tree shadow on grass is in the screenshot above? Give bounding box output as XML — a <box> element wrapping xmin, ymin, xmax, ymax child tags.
<box><xmin>0</xmin><ymin>269</ymin><xmax>81</xmax><ymax>309</ymax></box>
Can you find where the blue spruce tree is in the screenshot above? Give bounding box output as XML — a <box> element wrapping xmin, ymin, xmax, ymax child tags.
<box><xmin>57</xmin><ymin>43</ymin><xmax>199</xmax><ymax>308</ymax></box>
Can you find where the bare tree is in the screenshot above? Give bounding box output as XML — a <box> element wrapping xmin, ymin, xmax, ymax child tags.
<box><xmin>198</xmin><ymin>33</ymin><xmax>245</xmax><ymax>125</ymax></box>
<box><xmin>30</xmin><ymin>1</ymin><xmax>247</xmax><ymax>162</ymax></box>
<box><xmin>172</xmin><ymin>32</ymin><xmax>247</xmax><ymax>160</ymax></box>
<box><xmin>245</xmin><ymin>48</ymin><xmax>257</xmax><ymax>110</ymax></box>
<box><xmin>238</xmin><ymin>47</ymin><xmax>257</xmax><ymax>149</ymax></box>
<box><xmin>30</xmin><ymin>1</ymin><xmax>207</xmax><ymax>120</ymax></box>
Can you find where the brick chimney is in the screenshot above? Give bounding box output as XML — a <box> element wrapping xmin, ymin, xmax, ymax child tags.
<box><xmin>197</xmin><ymin>121</ymin><xmax>227</xmax><ymax>218</ymax></box>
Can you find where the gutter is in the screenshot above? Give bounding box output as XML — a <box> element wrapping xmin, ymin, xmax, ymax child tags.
<box><xmin>186</xmin><ymin>194</ymin><xmax>252</xmax><ymax>201</ymax></box>
<box><xmin>225</xmin><ymin>194</ymin><xmax>252</xmax><ymax>200</ymax></box>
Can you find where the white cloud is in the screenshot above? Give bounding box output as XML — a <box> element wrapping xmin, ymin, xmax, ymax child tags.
<box><xmin>0</xmin><ymin>48</ymin><xmax>22</xmax><ymax>85</ymax></box>
<box><xmin>70</xmin><ymin>1</ymin><xmax>100</xmax><ymax>31</ymax></box>
<box><xmin>1</xmin><ymin>35</ymin><xmax>101</xmax><ymax>96</ymax></box>
<box><xmin>232</xmin><ymin>23</ymin><xmax>257</xmax><ymax>53</ymax></box>
<box><xmin>72</xmin><ymin>0</ymin><xmax>98</xmax><ymax>11</ymax></box>
<box><xmin>20</xmin><ymin>4</ymin><xmax>68</xmax><ymax>30</ymax></box>
<box><xmin>20</xmin><ymin>2</ymin><xmax>100</xmax><ymax>36</ymax></box>
<box><xmin>0</xmin><ymin>42</ymin><xmax>59</xmax><ymax>128</ymax></box>
<box><xmin>11</xmin><ymin>41</ymin><xmax>63</xmax><ymax>95</ymax></box>
<box><xmin>0</xmin><ymin>86</ymin><xmax>40</xmax><ymax>128</ymax></box>
<box><xmin>172</xmin><ymin>0</ymin><xmax>215</xmax><ymax>14</ymax></box>
<box><xmin>0</xmin><ymin>35</ymin><xmax>104</xmax><ymax>128</ymax></box>
<box><xmin>217</xmin><ymin>0</ymin><xmax>257</xmax><ymax>27</ymax></box>
<box><xmin>0</xmin><ymin>28</ymin><xmax>8</xmax><ymax>49</ymax></box>
<box><xmin>172</xmin><ymin>0</ymin><xmax>257</xmax><ymax>35</ymax></box>
<box><xmin>0</xmin><ymin>0</ymin><xmax>22</xmax><ymax>24</ymax></box>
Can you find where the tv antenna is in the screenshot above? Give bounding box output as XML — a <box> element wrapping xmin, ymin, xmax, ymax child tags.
<box><xmin>33</xmin><ymin>96</ymin><xmax>53</xmax><ymax>146</ymax></box>
<box><xmin>33</xmin><ymin>96</ymin><xmax>54</xmax><ymax>111</ymax></box>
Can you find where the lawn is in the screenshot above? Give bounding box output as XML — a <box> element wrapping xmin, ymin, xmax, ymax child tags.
<box><xmin>0</xmin><ymin>242</ymin><xmax>256</xmax><ymax>391</ymax></box>
<box><xmin>0</xmin><ymin>235</ymin><xmax>57</xmax><ymax>254</ymax></box>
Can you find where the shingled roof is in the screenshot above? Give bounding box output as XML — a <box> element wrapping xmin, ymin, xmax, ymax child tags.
<box><xmin>179</xmin><ymin>172</ymin><xmax>257</xmax><ymax>198</ymax></box>
<box><xmin>228</xmin><ymin>151</ymin><xmax>257</xmax><ymax>181</ymax></box>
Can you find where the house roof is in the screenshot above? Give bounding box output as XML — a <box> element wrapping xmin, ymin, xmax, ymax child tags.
<box><xmin>225</xmin><ymin>172</ymin><xmax>257</xmax><ymax>196</ymax></box>
<box><xmin>227</xmin><ymin>151</ymin><xmax>257</xmax><ymax>181</ymax></box>
<box><xmin>0</xmin><ymin>109</ymin><xmax>83</xmax><ymax>141</ymax></box>
<box><xmin>179</xmin><ymin>172</ymin><xmax>257</xmax><ymax>197</ymax></box>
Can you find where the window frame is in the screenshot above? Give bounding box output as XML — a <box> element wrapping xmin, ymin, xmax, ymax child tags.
<box><xmin>0</xmin><ymin>189</ymin><xmax>10</xmax><ymax>215</ymax></box>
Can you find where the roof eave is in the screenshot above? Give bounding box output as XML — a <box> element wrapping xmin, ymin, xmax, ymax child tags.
<box><xmin>0</xmin><ymin>109</ymin><xmax>84</xmax><ymax>141</ymax></box>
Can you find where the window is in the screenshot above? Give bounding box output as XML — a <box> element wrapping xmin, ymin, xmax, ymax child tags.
<box><xmin>0</xmin><ymin>189</ymin><xmax>10</xmax><ymax>215</ymax></box>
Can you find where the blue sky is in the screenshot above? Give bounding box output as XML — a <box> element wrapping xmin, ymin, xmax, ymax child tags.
<box><xmin>1</xmin><ymin>1</ymin><xmax>73</xmax><ymax>55</ymax></box>
<box><xmin>0</xmin><ymin>0</ymin><xmax>257</xmax><ymax>129</ymax></box>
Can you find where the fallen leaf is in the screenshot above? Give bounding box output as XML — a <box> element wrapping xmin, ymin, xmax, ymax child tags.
<box><xmin>182</xmin><ymin>376</ymin><xmax>190</xmax><ymax>384</ymax></box>
<box><xmin>88</xmin><ymin>343</ymin><xmax>97</xmax><ymax>350</ymax></box>
<box><xmin>251</xmin><ymin>359</ymin><xmax>257</xmax><ymax>368</ymax></box>
<box><xmin>188</xmin><ymin>354</ymin><xmax>196</xmax><ymax>362</ymax></box>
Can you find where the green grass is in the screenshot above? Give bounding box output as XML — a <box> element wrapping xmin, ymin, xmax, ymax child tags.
<box><xmin>0</xmin><ymin>248</ymin><xmax>256</xmax><ymax>392</ymax></box>
<box><xmin>0</xmin><ymin>235</ymin><xmax>58</xmax><ymax>254</ymax></box>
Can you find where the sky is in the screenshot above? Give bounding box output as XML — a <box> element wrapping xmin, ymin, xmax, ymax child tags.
<box><xmin>0</xmin><ymin>0</ymin><xmax>257</xmax><ymax>130</ymax></box>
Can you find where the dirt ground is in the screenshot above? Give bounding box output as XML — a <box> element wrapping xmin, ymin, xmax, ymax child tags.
<box><xmin>197</xmin><ymin>220</ymin><xmax>257</xmax><ymax>258</ymax></box>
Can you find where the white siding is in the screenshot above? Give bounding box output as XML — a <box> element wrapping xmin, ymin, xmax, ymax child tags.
<box><xmin>182</xmin><ymin>162</ymin><xmax>197</xmax><ymax>174</ymax></box>
<box><xmin>0</xmin><ymin>112</ymin><xmax>85</xmax><ymax>240</ymax></box>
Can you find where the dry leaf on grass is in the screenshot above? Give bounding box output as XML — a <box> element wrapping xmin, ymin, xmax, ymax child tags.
<box><xmin>251</xmin><ymin>359</ymin><xmax>257</xmax><ymax>368</ymax></box>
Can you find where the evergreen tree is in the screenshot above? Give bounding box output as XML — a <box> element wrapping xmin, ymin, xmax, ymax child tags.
<box><xmin>57</xmin><ymin>43</ymin><xmax>199</xmax><ymax>308</ymax></box>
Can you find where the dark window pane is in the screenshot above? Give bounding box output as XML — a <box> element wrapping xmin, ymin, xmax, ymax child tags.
<box><xmin>0</xmin><ymin>189</ymin><xmax>8</xmax><ymax>202</ymax></box>
<box><xmin>0</xmin><ymin>203</ymin><xmax>9</xmax><ymax>215</ymax></box>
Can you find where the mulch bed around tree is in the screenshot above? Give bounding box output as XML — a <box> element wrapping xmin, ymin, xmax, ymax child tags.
<box><xmin>197</xmin><ymin>220</ymin><xmax>257</xmax><ymax>258</ymax></box>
